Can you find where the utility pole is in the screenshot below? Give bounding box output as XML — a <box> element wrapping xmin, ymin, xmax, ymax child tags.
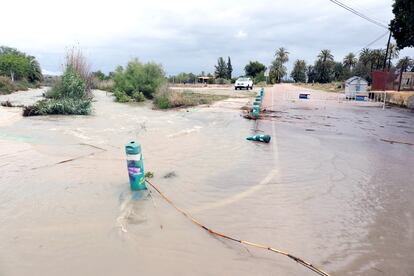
<box><xmin>383</xmin><ymin>30</ymin><xmax>392</xmax><ymax>71</ymax></box>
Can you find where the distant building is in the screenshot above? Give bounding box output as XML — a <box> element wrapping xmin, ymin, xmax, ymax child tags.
<box><xmin>197</xmin><ymin>76</ymin><xmax>211</xmax><ymax>84</ymax></box>
<box><xmin>372</xmin><ymin>70</ymin><xmax>414</xmax><ymax>91</ymax></box>
<box><xmin>400</xmin><ymin>72</ymin><xmax>414</xmax><ymax>91</ymax></box>
<box><xmin>345</xmin><ymin>76</ymin><xmax>368</xmax><ymax>98</ymax></box>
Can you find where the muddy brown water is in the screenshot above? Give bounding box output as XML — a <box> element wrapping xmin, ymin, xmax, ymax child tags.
<box><xmin>0</xmin><ymin>85</ymin><xmax>413</xmax><ymax>275</ymax></box>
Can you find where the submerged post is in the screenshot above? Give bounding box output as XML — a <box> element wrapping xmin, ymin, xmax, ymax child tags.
<box><xmin>125</xmin><ymin>141</ymin><xmax>146</xmax><ymax>191</ymax></box>
<box><xmin>252</xmin><ymin>105</ymin><xmax>260</xmax><ymax>118</ymax></box>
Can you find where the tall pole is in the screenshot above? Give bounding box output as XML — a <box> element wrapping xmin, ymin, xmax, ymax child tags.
<box><xmin>383</xmin><ymin>30</ymin><xmax>392</xmax><ymax>71</ymax></box>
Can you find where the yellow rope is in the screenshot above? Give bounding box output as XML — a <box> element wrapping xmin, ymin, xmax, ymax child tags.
<box><xmin>146</xmin><ymin>179</ymin><xmax>331</xmax><ymax>276</ymax></box>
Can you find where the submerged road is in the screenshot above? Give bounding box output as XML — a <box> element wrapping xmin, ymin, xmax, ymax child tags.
<box><xmin>260</xmin><ymin>84</ymin><xmax>414</xmax><ymax>275</ymax></box>
<box><xmin>0</xmin><ymin>84</ymin><xmax>413</xmax><ymax>275</ymax></box>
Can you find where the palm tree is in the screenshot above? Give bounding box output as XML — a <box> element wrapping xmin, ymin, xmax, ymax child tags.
<box><xmin>359</xmin><ymin>48</ymin><xmax>372</xmax><ymax>66</ymax></box>
<box><xmin>314</xmin><ymin>50</ymin><xmax>335</xmax><ymax>83</ymax></box>
<box><xmin>397</xmin><ymin>56</ymin><xmax>414</xmax><ymax>91</ymax></box>
<box><xmin>343</xmin><ymin>53</ymin><xmax>357</xmax><ymax>70</ymax></box>
<box><xmin>275</xmin><ymin>47</ymin><xmax>289</xmax><ymax>64</ymax></box>
<box><xmin>370</xmin><ymin>49</ymin><xmax>386</xmax><ymax>70</ymax></box>
<box><xmin>387</xmin><ymin>43</ymin><xmax>399</xmax><ymax>69</ymax></box>
<box><xmin>317</xmin><ymin>49</ymin><xmax>334</xmax><ymax>62</ymax></box>
<box><xmin>269</xmin><ymin>60</ymin><xmax>286</xmax><ymax>84</ymax></box>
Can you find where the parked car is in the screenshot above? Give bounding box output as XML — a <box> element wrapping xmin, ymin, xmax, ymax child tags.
<box><xmin>235</xmin><ymin>77</ymin><xmax>253</xmax><ymax>90</ymax></box>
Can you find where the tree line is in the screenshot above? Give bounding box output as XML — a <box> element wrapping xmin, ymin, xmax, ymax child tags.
<box><xmin>289</xmin><ymin>47</ymin><xmax>413</xmax><ymax>84</ymax></box>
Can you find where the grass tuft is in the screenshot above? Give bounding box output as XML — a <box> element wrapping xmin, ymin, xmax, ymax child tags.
<box><xmin>154</xmin><ymin>85</ymin><xmax>228</xmax><ymax>109</ymax></box>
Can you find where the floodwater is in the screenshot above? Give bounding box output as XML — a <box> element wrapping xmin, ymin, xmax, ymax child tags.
<box><xmin>0</xmin><ymin>85</ymin><xmax>413</xmax><ymax>275</ymax></box>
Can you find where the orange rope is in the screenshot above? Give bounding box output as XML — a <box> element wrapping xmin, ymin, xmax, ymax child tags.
<box><xmin>146</xmin><ymin>179</ymin><xmax>331</xmax><ymax>276</ymax></box>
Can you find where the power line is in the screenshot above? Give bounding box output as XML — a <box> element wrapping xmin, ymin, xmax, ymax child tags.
<box><xmin>343</xmin><ymin>0</ymin><xmax>389</xmax><ymax>25</ymax></box>
<box><xmin>362</xmin><ymin>31</ymin><xmax>390</xmax><ymax>50</ymax></box>
<box><xmin>329</xmin><ymin>0</ymin><xmax>388</xmax><ymax>29</ymax></box>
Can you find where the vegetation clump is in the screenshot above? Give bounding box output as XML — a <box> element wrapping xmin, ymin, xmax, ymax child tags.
<box><xmin>112</xmin><ymin>59</ymin><xmax>165</xmax><ymax>102</ymax></box>
<box><xmin>0</xmin><ymin>46</ymin><xmax>43</xmax><ymax>93</ymax></box>
<box><xmin>0</xmin><ymin>76</ymin><xmax>17</xmax><ymax>94</ymax></box>
<box><xmin>91</xmin><ymin>70</ymin><xmax>115</xmax><ymax>92</ymax></box>
<box><xmin>24</xmin><ymin>48</ymin><xmax>92</xmax><ymax>116</ymax></box>
<box><xmin>245</xmin><ymin>61</ymin><xmax>267</xmax><ymax>84</ymax></box>
<box><xmin>154</xmin><ymin>85</ymin><xmax>227</xmax><ymax>109</ymax></box>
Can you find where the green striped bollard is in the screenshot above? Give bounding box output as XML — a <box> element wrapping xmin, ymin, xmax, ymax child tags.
<box><xmin>252</xmin><ymin>104</ymin><xmax>259</xmax><ymax>118</ymax></box>
<box><xmin>260</xmin><ymin>88</ymin><xmax>264</xmax><ymax>98</ymax></box>
<box><xmin>125</xmin><ymin>141</ymin><xmax>147</xmax><ymax>191</ymax></box>
<box><xmin>246</xmin><ymin>134</ymin><xmax>271</xmax><ymax>143</ymax></box>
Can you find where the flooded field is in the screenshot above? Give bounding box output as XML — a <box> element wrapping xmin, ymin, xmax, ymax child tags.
<box><xmin>1</xmin><ymin>84</ymin><xmax>413</xmax><ymax>275</ymax></box>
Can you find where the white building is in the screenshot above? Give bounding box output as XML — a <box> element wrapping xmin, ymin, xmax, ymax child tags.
<box><xmin>345</xmin><ymin>76</ymin><xmax>368</xmax><ymax>98</ymax></box>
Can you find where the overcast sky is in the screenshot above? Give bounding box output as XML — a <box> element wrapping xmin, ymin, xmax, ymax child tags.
<box><xmin>1</xmin><ymin>0</ymin><xmax>413</xmax><ymax>76</ymax></box>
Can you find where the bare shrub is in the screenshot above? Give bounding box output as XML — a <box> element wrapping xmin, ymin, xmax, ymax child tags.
<box><xmin>64</xmin><ymin>47</ymin><xmax>93</xmax><ymax>93</ymax></box>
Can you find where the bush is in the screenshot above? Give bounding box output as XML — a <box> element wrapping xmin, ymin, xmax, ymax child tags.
<box><xmin>113</xmin><ymin>59</ymin><xmax>165</xmax><ymax>102</ymax></box>
<box><xmin>254</xmin><ymin>72</ymin><xmax>266</xmax><ymax>84</ymax></box>
<box><xmin>60</xmin><ymin>66</ymin><xmax>87</xmax><ymax>98</ymax></box>
<box><xmin>0</xmin><ymin>76</ymin><xmax>16</xmax><ymax>94</ymax></box>
<box><xmin>114</xmin><ymin>90</ymin><xmax>131</xmax><ymax>102</ymax></box>
<box><xmin>132</xmin><ymin>91</ymin><xmax>145</xmax><ymax>102</ymax></box>
<box><xmin>214</xmin><ymin>78</ymin><xmax>231</xmax><ymax>85</ymax></box>
<box><xmin>24</xmin><ymin>48</ymin><xmax>93</xmax><ymax>116</ymax></box>
<box><xmin>23</xmin><ymin>98</ymin><xmax>92</xmax><ymax>116</ymax></box>
<box><xmin>92</xmin><ymin>78</ymin><xmax>115</xmax><ymax>92</ymax></box>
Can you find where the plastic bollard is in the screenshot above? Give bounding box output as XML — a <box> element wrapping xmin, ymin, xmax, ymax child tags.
<box><xmin>252</xmin><ymin>105</ymin><xmax>260</xmax><ymax>118</ymax></box>
<box><xmin>125</xmin><ymin>141</ymin><xmax>147</xmax><ymax>191</ymax></box>
<box><xmin>246</xmin><ymin>134</ymin><xmax>271</xmax><ymax>143</ymax></box>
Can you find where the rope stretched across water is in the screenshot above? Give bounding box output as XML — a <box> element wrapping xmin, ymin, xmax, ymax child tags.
<box><xmin>145</xmin><ymin>179</ymin><xmax>331</xmax><ymax>276</ymax></box>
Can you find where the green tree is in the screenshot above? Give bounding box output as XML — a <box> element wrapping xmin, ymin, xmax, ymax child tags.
<box><xmin>92</xmin><ymin>70</ymin><xmax>107</xmax><ymax>81</ymax></box>
<box><xmin>314</xmin><ymin>49</ymin><xmax>334</xmax><ymax>83</ymax></box>
<box><xmin>333</xmin><ymin>62</ymin><xmax>346</xmax><ymax>81</ymax></box>
<box><xmin>355</xmin><ymin>48</ymin><xmax>374</xmax><ymax>83</ymax></box>
<box><xmin>188</xmin><ymin>73</ymin><xmax>196</xmax><ymax>83</ymax></box>
<box><xmin>175</xmin><ymin>72</ymin><xmax>189</xmax><ymax>83</ymax></box>
<box><xmin>306</xmin><ymin>65</ymin><xmax>316</xmax><ymax>83</ymax></box>
<box><xmin>370</xmin><ymin>49</ymin><xmax>386</xmax><ymax>70</ymax></box>
<box><xmin>390</xmin><ymin>0</ymin><xmax>414</xmax><ymax>49</ymax></box>
<box><xmin>214</xmin><ymin>57</ymin><xmax>227</xmax><ymax>79</ymax></box>
<box><xmin>397</xmin><ymin>56</ymin><xmax>414</xmax><ymax>73</ymax></box>
<box><xmin>269</xmin><ymin>60</ymin><xmax>286</xmax><ymax>83</ymax></box>
<box><xmin>343</xmin><ymin>53</ymin><xmax>357</xmax><ymax>70</ymax></box>
<box><xmin>290</xmin><ymin>60</ymin><xmax>307</xmax><ymax>82</ymax></box>
<box><xmin>359</xmin><ymin>48</ymin><xmax>372</xmax><ymax>66</ymax></box>
<box><xmin>387</xmin><ymin>43</ymin><xmax>400</xmax><ymax>69</ymax></box>
<box><xmin>0</xmin><ymin>46</ymin><xmax>42</xmax><ymax>82</ymax></box>
<box><xmin>244</xmin><ymin>61</ymin><xmax>266</xmax><ymax>79</ymax></box>
<box><xmin>397</xmin><ymin>56</ymin><xmax>414</xmax><ymax>90</ymax></box>
<box><xmin>226</xmin><ymin>57</ymin><xmax>233</xmax><ymax>79</ymax></box>
<box><xmin>113</xmin><ymin>59</ymin><xmax>165</xmax><ymax>101</ymax></box>
<box><xmin>27</xmin><ymin>56</ymin><xmax>42</xmax><ymax>83</ymax></box>
<box><xmin>275</xmin><ymin>47</ymin><xmax>289</xmax><ymax>64</ymax></box>
<box><xmin>269</xmin><ymin>47</ymin><xmax>289</xmax><ymax>83</ymax></box>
